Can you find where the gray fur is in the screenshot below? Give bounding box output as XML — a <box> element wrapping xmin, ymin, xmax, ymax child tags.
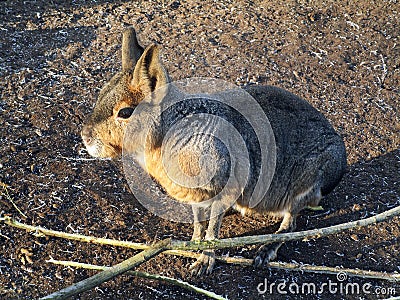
<box><xmin>124</xmin><ymin>83</ymin><xmax>347</xmax><ymax>275</ymax></box>
<box><xmin>81</xmin><ymin>27</ymin><xmax>347</xmax><ymax>276</ymax></box>
<box><xmin>241</xmin><ymin>85</ymin><xmax>347</xmax><ymax>213</ymax></box>
<box><xmin>122</xmin><ymin>27</ymin><xmax>144</xmax><ymax>72</ymax></box>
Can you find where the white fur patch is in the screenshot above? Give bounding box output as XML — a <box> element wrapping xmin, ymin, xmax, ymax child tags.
<box><xmin>233</xmin><ymin>203</ymin><xmax>287</xmax><ymax>218</ymax></box>
<box><xmin>85</xmin><ymin>143</ymin><xmax>101</xmax><ymax>157</ymax></box>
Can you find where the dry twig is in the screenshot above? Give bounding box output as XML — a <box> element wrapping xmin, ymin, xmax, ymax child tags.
<box><xmin>40</xmin><ymin>239</ymin><xmax>171</xmax><ymax>300</ymax></box>
<box><xmin>47</xmin><ymin>258</ymin><xmax>227</xmax><ymax>300</ymax></box>
<box><xmin>169</xmin><ymin>204</ymin><xmax>400</xmax><ymax>251</ymax></box>
<box><xmin>2</xmin><ymin>204</ymin><xmax>400</xmax><ymax>252</ymax></box>
<box><xmin>1</xmin><ymin>185</ymin><xmax>27</xmax><ymax>219</ymax></box>
<box><xmin>2</xmin><ymin>204</ymin><xmax>400</xmax><ymax>282</ymax></box>
<box><xmin>3</xmin><ymin>204</ymin><xmax>400</xmax><ymax>298</ymax></box>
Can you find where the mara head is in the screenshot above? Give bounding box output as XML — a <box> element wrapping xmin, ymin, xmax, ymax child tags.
<box><xmin>81</xmin><ymin>27</ymin><xmax>169</xmax><ymax>158</ymax></box>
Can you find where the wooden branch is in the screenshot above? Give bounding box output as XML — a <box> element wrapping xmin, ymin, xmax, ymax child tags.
<box><xmin>0</xmin><ymin>216</ymin><xmax>148</xmax><ymax>250</ymax></box>
<box><xmin>170</xmin><ymin>204</ymin><xmax>400</xmax><ymax>251</ymax></box>
<box><xmin>47</xmin><ymin>257</ymin><xmax>400</xmax><ymax>283</ymax></box>
<box><xmin>0</xmin><ymin>216</ymin><xmax>204</xmax><ymax>261</ymax></box>
<box><xmin>3</xmin><ymin>204</ymin><xmax>400</xmax><ymax>300</ymax></box>
<box><xmin>268</xmin><ymin>261</ymin><xmax>400</xmax><ymax>282</ymax></box>
<box><xmin>40</xmin><ymin>239</ymin><xmax>171</xmax><ymax>300</ymax></box>
<box><xmin>47</xmin><ymin>259</ymin><xmax>227</xmax><ymax>300</ymax></box>
<box><xmin>1</xmin><ymin>185</ymin><xmax>27</xmax><ymax>219</ymax></box>
<box><xmin>3</xmin><ymin>204</ymin><xmax>400</xmax><ymax>291</ymax></box>
<box><xmin>3</xmin><ymin>204</ymin><xmax>399</xmax><ymax>252</ymax></box>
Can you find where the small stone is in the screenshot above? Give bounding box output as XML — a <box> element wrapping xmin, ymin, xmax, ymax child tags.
<box><xmin>350</xmin><ymin>234</ymin><xmax>359</xmax><ymax>241</ymax></box>
<box><xmin>35</xmin><ymin>129</ymin><xmax>42</xmax><ymax>137</ymax></box>
<box><xmin>20</xmin><ymin>248</ymin><xmax>33</xmax><ymax>256</ymax></box>
<box><xmin>26</xmin><ymin>256</ymin><xmax>33</xmax><ymax>264</ymax></box>
<box><xmin>352</xmin><ymin>204</ymin><xmax>362</xmax><ymax>211</ymax></box>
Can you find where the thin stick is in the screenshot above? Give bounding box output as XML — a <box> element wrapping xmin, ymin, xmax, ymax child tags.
<box><xmin>0</xmin><ymin>232</ymin><xmax>10</xmax><ymax>240</ymax></box>
<box><xmin>3</xmin><ymin>204</ymin><xmax>400</xmax><ymax>251</ymax></box>
<box><xmin>60</xmin><ymin>156</ymin><xmax>110</xmax><ymax>162</ymax></box>
<box><xmin>47</xmin><ymin>259</ymin><xmax>227</xmax><ymax>300</ymax></box>
<box><xmin>267</xmin><ymin>261</ymin><xmax>400</xmax><ymax>282</ymax></box>
<box><xmin>0</xmin><ymin>215</ymin><xmax>207</xmax><ymax>260</ymax></box>
<box><xmin>3</xmin><ymin>207</ymin><xmax>400</xmax><ymax>282</ymax></box>
<box><xmin>1</xmin><ymin>185</ymin><xmax>28</xmax><ymax>219</ymax></box>
<box><xmin>170</xmin><ymin>205</ymin><xmax>400</xmax><ymax>251</ymax></box>
<box><xmin>40</xmin><ymin>239</ymin><xmax>171</xmax><ymax>300</ymax></box>
<box><xmin>0</xmin><ymin>216</ymin><xmax>148</xmax><ymax>249</ymax></box>
<box><xmin>47</xmin><ymin>257</ymin><xmax>400</xmax><ymax>283</ymax></box>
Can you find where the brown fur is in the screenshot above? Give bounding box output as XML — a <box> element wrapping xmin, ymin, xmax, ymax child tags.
<box><xmin>82</xmin><ymin>27</ymin><xmax>347</xmax><ymax>276</ymax></box>
<box><xmin>81</xmin><ymin>51</ymin><xmax>154</xmax><ymax>158</ymax></box>
<box><xmin>145</xmin><ymin>147</ymin><xmax>214</xmax><ymax>203</ymax></box>
<box><xmin>178</xmin><ymin>150</ymin><xmax>201</xmax><ymax>177</ymax></box>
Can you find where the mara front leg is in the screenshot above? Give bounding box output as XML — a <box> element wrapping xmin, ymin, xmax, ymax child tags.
<box><xmin>191</xmin><ymin>204</ymin><xmax>207</xmax><ymax>241</ymax></box>
<box><xmin>189</xmin><ymin>201</ymin><xmax>225</xmax><ymax>276</ymax></box>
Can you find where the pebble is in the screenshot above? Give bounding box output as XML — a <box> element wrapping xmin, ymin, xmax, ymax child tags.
<box><xmin>350</xmin><ymin>234</ymin><xmax>359</xmax><ymax>241</ymax></box>
<box><xmin>35</xmin><ymin>129</ymin><xmax>42</xmax><ymax>137</ymax></box>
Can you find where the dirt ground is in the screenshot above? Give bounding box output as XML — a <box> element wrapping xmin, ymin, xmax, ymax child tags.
<box><xmin>1</xmin><ymin>0</ymin><xmax>399</xmax><ymax>299</ymax></box>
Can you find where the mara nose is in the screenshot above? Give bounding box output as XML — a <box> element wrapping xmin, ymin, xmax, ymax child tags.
<box><xmin>81</xmin><ymin>126</ymin><xmax>94</xmax><ymax>145</ymax></box>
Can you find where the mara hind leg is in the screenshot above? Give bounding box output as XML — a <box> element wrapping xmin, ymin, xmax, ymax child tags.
<box><xmin>254</xmin><ymin>184</ymin><xmax>322</xmax><ymax>268</ymax></box>
<box><xmin>254</xmin><ymin>146</ymin><xmax>345</xmax><ymax>267</ymax></box>
<box><xmin>253</xmin><ymin>211</ymin><xmax>296</xmax><ymax>268</ymax></box>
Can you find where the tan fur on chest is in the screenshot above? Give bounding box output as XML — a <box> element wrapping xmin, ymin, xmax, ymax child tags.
<box><xmin>144</xmin><ymin>147</ymin><xmax>213</xmax><ymax>203</ymax></box>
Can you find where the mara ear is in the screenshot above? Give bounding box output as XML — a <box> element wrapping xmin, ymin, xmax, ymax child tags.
<box><xmin>121</xmin><ymin>26</ymin><xmax>144</xmax><ymax>72</ymax></box>
<box><xmin>131</xmin><ymin>44</ymin><xmax>169</xmax><ymax>96</ymax></box>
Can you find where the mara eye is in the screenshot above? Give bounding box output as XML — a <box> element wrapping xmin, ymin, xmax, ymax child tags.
<box><xmin>117</xmin><ymin>107</ymin><xmax>134</xmax><ymax>119</ymax></box>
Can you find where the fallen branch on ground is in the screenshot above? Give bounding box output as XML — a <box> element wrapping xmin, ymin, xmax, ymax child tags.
<box><xmin>267</xmin><ymin>261</ymin><xmax>400</xmax><ymax>282</ymax></box>
<box><xmin>2</xmin><ymin>204</ymin><xmax>400</xmax><ymax>252</ymax></box>
<box><xmin>1</xmin><ymin>185</ymin><xmax>27</xmax><ymax>219</ymax></box>
<box><xmin>47</xmin><ymin>257</ymin><xmax>400</xmax><ymax>283</ymax></box>
<box><xmin>40</xmin><ymin>239</ymin><xmax>171</xmax><ymax>300</ymax></box>
<box><xmin>47</xmin><ymin>258</ymin><xmax>227</xmax><ymax>300</ymax></box>
<box><xmin>170</xmin><ymin>204</ymin><xmax>400</xmax><ymax>251</ymax></box>
<box><xmin>3</xmin><ymin>204</ymin><xmax>400</xmax><ymax>298</ymax></box>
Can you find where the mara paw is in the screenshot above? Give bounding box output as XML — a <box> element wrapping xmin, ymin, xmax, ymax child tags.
<box><xmin>253</xmin><ymin>243</ymin><xmax>280</xmax><ymax>268</ymax></box>
<box><xmin>189</xmin><ymin>250</ymin><xmax>216</xmax><ymax>276</ymax></box>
